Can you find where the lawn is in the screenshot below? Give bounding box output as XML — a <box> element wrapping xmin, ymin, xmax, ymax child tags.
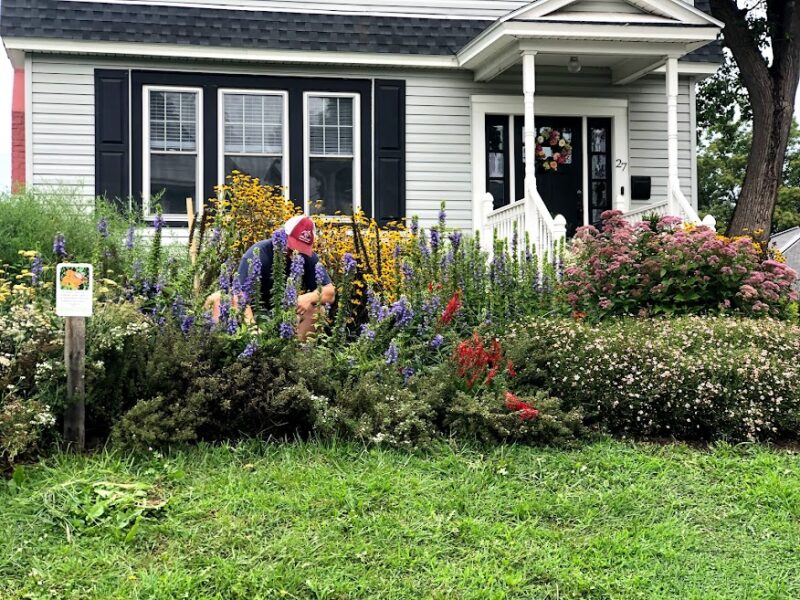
<box><xmin>1</xmin><ymin>440</ymin><xmax>799</xmax><ymax>599</ymax></box>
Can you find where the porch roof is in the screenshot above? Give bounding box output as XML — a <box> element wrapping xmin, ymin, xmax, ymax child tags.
<box><xmin>457</xmin><ymin>0</ymin><xmax>723</xmax><ymax>82</ymax></box>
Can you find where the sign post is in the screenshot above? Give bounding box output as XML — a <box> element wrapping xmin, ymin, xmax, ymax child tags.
<box><xmin>56</xmin><ymin>263</ymin><xmax>93</xmax><ymax>450</ymax></box>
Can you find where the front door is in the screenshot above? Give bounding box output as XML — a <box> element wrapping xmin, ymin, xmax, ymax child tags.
<box><xmin>515</xmin><ymin>116</ymin><xmax>583</xmax><ymax>236</ymax></box>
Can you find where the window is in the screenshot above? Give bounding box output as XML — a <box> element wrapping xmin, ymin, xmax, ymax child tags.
<box><xmin>485</xmin><ymin>115</ymin><xmax>510</xmax><ymax>209</ymax></box>
<box><xmin>305</xmin><ymin>93</ymin><xmax>360</xmax><ymax>215</ymax></box>
<box><xmin>588</xmin><ymin>118</ymin><xmax>612</xmax><ymax>227</ymax></box>
<box><xmin>143</xmin><ymin>87</ymin><xmax>202</xmax><ymax>219</ymax></box>
<box><xmin>219</xmin><ymin>90</ymin><xmax>287</xmax><ymax>190</ymax></box>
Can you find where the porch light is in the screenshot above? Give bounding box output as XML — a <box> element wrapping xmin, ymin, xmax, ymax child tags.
<box><xmin>567</xmin><ymin>56</ymin><xmax>582</xmax><ymax>74</ymax></box>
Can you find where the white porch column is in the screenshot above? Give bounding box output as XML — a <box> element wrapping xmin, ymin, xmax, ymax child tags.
<box><xmin>522</xmin><ymin>51</ymin><xmax>537</xmax><ymax>197</ymax></box>
<box><xmin>665</xmin><ymin>55</ymin><xmax>679</xmax><ymax>212</ymax></box>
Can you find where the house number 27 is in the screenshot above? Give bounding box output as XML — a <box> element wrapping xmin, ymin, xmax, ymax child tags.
<box><xmin>615</xmin><ymin>159</ymin><xmax>628</xmax><ymax>171</ymax></box>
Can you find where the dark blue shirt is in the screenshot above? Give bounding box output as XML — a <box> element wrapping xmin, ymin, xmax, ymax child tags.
<box><xmin>237</xmin><ymin>240</ymin><xmax>332</xmax><ymax>310</ymax></box>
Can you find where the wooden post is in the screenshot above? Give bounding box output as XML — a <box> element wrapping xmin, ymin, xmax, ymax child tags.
<box><xmin>63</xmin><ymin>316</ymin><xmax>86</xmax><ymax>450</ymax></box>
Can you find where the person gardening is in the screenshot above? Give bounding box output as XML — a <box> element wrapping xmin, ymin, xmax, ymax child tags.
<box><xmin>210</xmin><ymin>215</ymin><xmax>336</xmax><ymax>340</ymax></box>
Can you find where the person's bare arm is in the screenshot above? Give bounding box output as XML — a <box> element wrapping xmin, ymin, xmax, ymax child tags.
<box><xmin>296</xmin><ymin>283</ymin><xmax>336</xmax><ymax>316</ymax></box>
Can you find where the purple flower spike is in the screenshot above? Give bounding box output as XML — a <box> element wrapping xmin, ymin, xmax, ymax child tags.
<box><xmin>360</xmin><ymin>324</ymin><xmax>376</xmax><ymax>341</ymax></box>
<box><xmin>438</xmin><ymin>206</ymin><xmax>447</xmax><ymax>228</ymax></box>
<box><xmin>272</xmin><ymin>228</ymin><xmax>289</xmax><ymax>251</ymax></box>
<box><xmin>180</xmin><ymin>315</ymin><xmax>195</xmax><ymax>334</ymax></box>
<box><xmin>279</xmin><ymin>321</ymin><xmax>295</xmax><ymax>339</ymax></box>
<box><xmin>52</xmin><ymin>233</ymin><xmax>66</xmax><ymax>259</ymax></box>
<box><xmin>401</xmin><ymin>366</ymin><xmax>415</xmax><ymax>385</ymax></box>
<box><xmin>97</xmin><ymin>217</ymin><xmax>109</xmax><ymax>239</ymax></box>
<box><xmin>430</xmin><ymin>334</ymin><xmax>444</xmax><ymax>349</ymax></box>
<box><xmin>290</xmin><ymin>252</ymin><xmax>305</xmax><ymax>279</ymax></box>
<box><xmin>315</xmin><ymin>262</ymin><xmax>328</xmax><ymax>286</ymax></box>
<box><xmin>401</xmin><ymin>262</ymin><xmax>414</xmax><ymax>281</ymax></box>
<box><xmin>239</xmin><ymin>340</ymin><xmax>258</xmax><ymax>359</ymax></box>
<box><xmin>448</xmin><ymin>231</ymin><xmax>462</xmax><ymax>252</ymax></box>
<box><xmin>152</xmin><ymin>214</ymin><xmax>165</xmax><ymax>232</ymax></box>
<box><xmin>125</xmin><ymin>225</ymin><xmax>135</xmax><ymax>250</ymax></box>
<box><xmin>283</xmin><ymin>279</ymin><xmax>298</xmax><ymax>308</ymax></box>
<box><xmin>31</xmin><ymin>255</ymin><xmax>43</xmax><ymax>285</ymax></box>
<box><xmin>385</xmin><ymin>340</ymin><xmax>399</xmax><ymax>365</ymax></box>
<box><xmin>430</xmin><ymin>228</ymin><xmax>441</xmax><ymax>251</ymax></box>
<box><xmin>389</xmin><ymin>296</ymin><xmax>414</xmax><ymax>327</ymax></box>
<box><xmin>343</xmin><ymin>252</ymin><xmax>357</xmax><ymax>275</ymax></box>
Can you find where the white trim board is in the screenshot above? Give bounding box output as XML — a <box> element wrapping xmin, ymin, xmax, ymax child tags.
<box><xmin>4</xmin><ymin>37</ymin><xmax>720</xmax><ymax>75</ymax></box>
<box><xmin>470</xmin><ymin>95</ymin><xmax>630</xmax><ymax>230</ymax></box>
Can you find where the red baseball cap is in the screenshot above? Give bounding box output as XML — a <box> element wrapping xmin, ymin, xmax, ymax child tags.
<box><xmin>284</xmin><ymin>215</ymin><xmax>316</xmax><ymax>256</ymax></box>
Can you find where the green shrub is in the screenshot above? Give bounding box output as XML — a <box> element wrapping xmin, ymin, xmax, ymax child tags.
<box><xmin>0</xmin><ymin>188</ymin><xmax>131</xmax><ymax>268</ymax></box>
<box><xmin>507</xmin><ymin>316</ymin><xmax>800</xmax><ymax>442</ymax></box>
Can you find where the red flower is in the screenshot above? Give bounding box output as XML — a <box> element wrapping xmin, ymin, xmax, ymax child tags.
<box><xmin>505</xmin><ymin>391</ymin><xmax>540</xmax><ymax>421</ymax></box>
<box><xmin>440</xmin><ymin>291</ymin><xmax>462</xmax><ymax>325</ymax></box>
<box><xmin>427</xmin><ymin>281</ymin><xmax>443</xmax><ymax>293</ymax></box>
<box><xmin>506</xmin><ymin>360</ymin><xmax>517</xmax><ymax>378</ymax></box>
<box><xmin>455</xmin><ymin>332</ymin><xmax>507</xmax><ymax>389</ymax></box>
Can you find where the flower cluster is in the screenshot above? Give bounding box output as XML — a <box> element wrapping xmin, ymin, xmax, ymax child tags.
<box><xmin>564</xmin><ymin>210</ymin><xmax>798</xmax><ymax>318</ymax></box>
<box><xmin>508</xmin><ymin>316</ymin><xmax>800</xmax><ymax>442</ymax></box>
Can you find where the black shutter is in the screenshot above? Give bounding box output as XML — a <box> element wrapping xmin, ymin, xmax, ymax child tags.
<box><xmin>374</xmin><ymin>79</ymin><xmax>405</xmax><ymax>226</ymax></box>
<box><xmin>95</xmin><ymin>69</ymin><xmax>130</xmax><ymax>211</ymax></box>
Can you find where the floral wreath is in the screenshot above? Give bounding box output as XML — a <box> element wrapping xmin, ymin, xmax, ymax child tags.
<box><xmin>535</xmin><ymin>127</ymin><xmax>572</xmax><ymax>172</ymax></box>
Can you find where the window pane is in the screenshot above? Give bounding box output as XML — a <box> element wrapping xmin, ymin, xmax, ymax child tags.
<box><xmin>224</xmin><ymin>155</ymin><xmax>282</xmax><ymax>187</ymax></box>
<box><xmin>308</xmin><ymin>95</ymin><xmax>355</xmax><ymax>156</ymax></box>
<box><xmin>338</xmin><ymin>99</ymin><xmax>353</xmax><ymax>126</ymax></box>
<box><xmin>223</xmin><ymin>93</ymin><xmax>283</xmax><ymax>155</ymax></box>
<box><xmin>308</xmin><ymin>97</ymin><xmax>324</xmax><ymax>126</ymax></box>
<box><xmin>339</xmin><ymin>127</ymin><xmax>353</xmax><ymax>154</ymax></box>
<box><xmin>309</xmin><ymin>157</ymin><xmax>353</xmax><ymax>215</ymax></box>
<box><xmin>310</xmin><ymin>125</ymin><xmax>325</xmax><ymax>154</ymax></box>
<box><xmin>149</xmin><ymin>90</ymin><xmax>196</xmax><ymax>152</ymax></box>
<box><xmin>150</xmin><ymin>154</ymin><xmax>196</xmax><ymax>215</ymax></box>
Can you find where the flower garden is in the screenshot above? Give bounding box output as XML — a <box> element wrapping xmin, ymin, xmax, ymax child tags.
<box><xmin>2</xmin><ymin>178</ymin><xmax>800</xmax><ymax>597</ymax></box>
<box><xmin>1</xmin><ymin>174</ymin><xmax>799</xmax><ymax>468</ymax></box>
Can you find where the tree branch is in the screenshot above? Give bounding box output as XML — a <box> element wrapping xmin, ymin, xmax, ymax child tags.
<box><xmin>709</xmin><ymin>0</ymin><xmax>772</xmax><ymax>108</ymax></box>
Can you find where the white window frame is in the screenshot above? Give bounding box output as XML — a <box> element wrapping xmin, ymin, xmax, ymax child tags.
<box><xmin>217</xmin><ymin>89</ymin><xmax>290</xmax><ymax>193</ymax></box>
<box><xmin>303</xmin><ymin>91</ymin><xmax>361</xmax><ymax>217</ymax></box>
<box><xmin>142</xmin><ymin>85</ymin><xmax>204</xmax><ymax>221</ymax></box>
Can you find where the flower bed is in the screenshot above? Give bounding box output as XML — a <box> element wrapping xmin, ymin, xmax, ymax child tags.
<box><xmin>507</xmin><ymin>316</ymin><xmax>800</xmax><ymax>441</ymax></box>
<box><xmin>2</xmin><ymin>182</ymin><xmax>800</xmax><ymax>466</ymax></box>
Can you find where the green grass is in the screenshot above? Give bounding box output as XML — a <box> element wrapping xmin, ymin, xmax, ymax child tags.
<box><xmin>1</xmin><ymin>440</ymin><xmax>799</xmax><ymax>599</ymax></box>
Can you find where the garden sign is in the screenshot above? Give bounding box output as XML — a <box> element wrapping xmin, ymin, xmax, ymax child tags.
<box><xmin>56</xmin><ymin>262</ymin><xmax>92</xmax><ymax>450</ymax></box>
<box><xmin>56</xmin><ymin>263</ymin><xmax>93</xmax><ymax>317</ymax></box>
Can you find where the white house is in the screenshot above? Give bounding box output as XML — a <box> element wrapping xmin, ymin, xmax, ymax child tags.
<box><xmin>1</xmin><ymin>0</ymin><xmax>722</xmax><ymax>253</ymax></box>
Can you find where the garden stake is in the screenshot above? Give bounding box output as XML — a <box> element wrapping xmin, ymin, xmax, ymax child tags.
<box><xmin>63</xmin><ymin>315</ymin><xmax>86</xmax><ymax>451</ymax></box>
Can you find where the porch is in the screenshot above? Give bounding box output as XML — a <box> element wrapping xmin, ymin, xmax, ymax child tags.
<box><xmin>457</xmin><ymin>0</ymin><xmax>722</xmax><ymax>255</ymax></box>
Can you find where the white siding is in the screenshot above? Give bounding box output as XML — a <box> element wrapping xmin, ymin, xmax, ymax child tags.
<box><xmin>29</xmin><ymin>54</ymin><xmax>696</xmax><ymax>229</ymax></box>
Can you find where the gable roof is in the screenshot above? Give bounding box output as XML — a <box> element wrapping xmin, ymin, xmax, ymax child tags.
<box><xmin>0</xmin><ymin>0</ymin><xmax>721</xmax><ymax>61</ymax></box>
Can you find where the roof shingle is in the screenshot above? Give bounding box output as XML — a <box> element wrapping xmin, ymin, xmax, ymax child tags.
<box><xmin>0</xmin><ymin>0</ymin><xmax>722</xmax><ymax>62</ymax></box>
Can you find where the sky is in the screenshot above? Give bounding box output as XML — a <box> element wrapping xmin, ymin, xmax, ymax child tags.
<box><xmin>1</xmin><ymin>18</ymin><xmax>800</xmax><ymax>192</ymax></box>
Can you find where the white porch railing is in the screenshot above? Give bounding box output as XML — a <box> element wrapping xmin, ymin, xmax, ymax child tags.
<box><xmin>482</xmin><ymin>185</ymin><xmax>567</xmax><ymax>258</ymax></box>
<box><xmin>623</xmin><ymin>178</ymin><xmax>716</xmax><ymax>229</ymax></box>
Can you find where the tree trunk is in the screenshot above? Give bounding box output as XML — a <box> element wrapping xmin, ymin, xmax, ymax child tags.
<box><xmin>710</xmin><ymin>0</ymin><xmax>800</xmax><ymax>239</ymax></box>
<box><xmin>727</xmin><ymin>97</ymin><xmax>795</xmax><ymax>239</ymax></box>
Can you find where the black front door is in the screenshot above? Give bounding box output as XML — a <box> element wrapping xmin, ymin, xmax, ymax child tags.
<box><xmin>515</xmin><ymin>116</ymin><xmax>584</xmax><ymax>236</ymax></box>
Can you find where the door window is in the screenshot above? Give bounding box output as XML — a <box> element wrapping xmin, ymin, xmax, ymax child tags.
<box><xmin>588</xmin><ymin>118</ymin><xmax>613</xmax><ymax>227</ymax></box>
<box><xmin>485</xmin><ymin>115</ymin><xmax>510</xmax><ymax>210</ymax></box>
